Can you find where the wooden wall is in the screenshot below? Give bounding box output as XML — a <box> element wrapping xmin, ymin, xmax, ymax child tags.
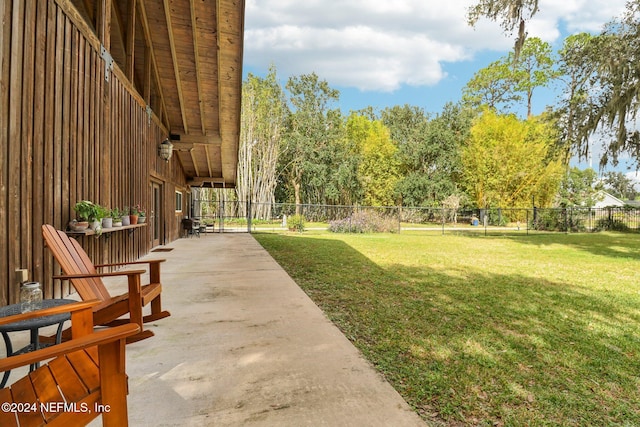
<box><xmin>0</xmin><ymin>0</ymin><xmax>186</xmax><ymax>305</ymax></box>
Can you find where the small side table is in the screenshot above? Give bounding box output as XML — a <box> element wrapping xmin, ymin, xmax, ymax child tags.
<box><xmin>0</xmin><ymin>298</ymin><xmax>76</xmax><ymax>387</ymax></box>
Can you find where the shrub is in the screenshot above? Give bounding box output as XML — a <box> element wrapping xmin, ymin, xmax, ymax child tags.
<box><xmin>531</xmin><ymin>209</ymin><xmax>565</xmax><ymax>231</ymax></box>
<box><xmin>288</xmin><ymin>214</ymin><xmax>306</xmax><ymax>232</ymax></box>
<box><xmin>595</xmin><ymin>218</ymin><xmax>629</xmax><ymax>232</ymax></box>
<box><xmin>329</xmin><ymin>211</ymin><xmax>397</xmax><ymax>233</ymax></box>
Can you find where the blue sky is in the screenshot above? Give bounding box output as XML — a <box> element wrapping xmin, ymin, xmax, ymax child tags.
<box><xmin>243</xmin><ymin>0</ymin><xmax>639</xmax><ymax>177</ymax></box>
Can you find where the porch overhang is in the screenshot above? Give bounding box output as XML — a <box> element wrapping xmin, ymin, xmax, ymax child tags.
<box><xmin>71</xmin><ymin>0</ymin><xmax>245</xmax><ymax>188</ymax></box>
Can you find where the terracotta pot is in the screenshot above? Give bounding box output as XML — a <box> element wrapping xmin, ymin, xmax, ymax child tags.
<box><xmin>130</xmin><ymin>214</ymin><xmax>139</xmax><ymax>225</ymax></box>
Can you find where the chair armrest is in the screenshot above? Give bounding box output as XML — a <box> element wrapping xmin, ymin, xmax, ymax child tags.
<box><xmin>94</xmin><ymin>259</ymin><xmax>165</xmax><ymax>268</ymax></box>
<box><xmin>0</xmin><ymin>300</ymin><xmax>99</xmax><ymax>327</ymax></box>
<box><xmin>0</xmin><ymin>323</ymin><xmax>140</xmax><ymax>372</ymax></box>
<box><xmin>52</xmin><ymin>269</ymin><xmax>146</xmax><ymax>281</ymax></box>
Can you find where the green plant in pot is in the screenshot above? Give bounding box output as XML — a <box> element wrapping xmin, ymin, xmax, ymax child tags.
<box><xmin>101</xmin><ymin>205</ymin><xmax>114</xmax><ymax>229</ymax></box>
<box><xmin>132</xmin><ymin>204</ymin><xmax>146</xmax><ymax>224</ymax></box>
<box><xmin>111</xmin><ymin>208</ymin><xmax>123</xmax><ymax>227</ymax></box>
<box><xmin>89</xmin><ymin>204</ymin><xmax>107</xmax><ymax>230</ymax></box>
<box><xmin>71</xmin><ymin>200</ymin><xmax>97</xmax><ymax>231</ymax></box>
<box><xmin>121</xmin><ymin>206</ymin><xmax>130</xmax><ymax>226</ymax></box>
<box><xmin>73</xmin><ymin>200</ymin><xmax>95</xmax><ymax>221</ymax></box>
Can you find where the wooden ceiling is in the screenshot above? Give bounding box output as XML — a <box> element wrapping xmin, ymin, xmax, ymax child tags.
<box><xmin>71</xmin><ymin>0</ymin><xmax>245</xmax><ymax>188</ymax></box>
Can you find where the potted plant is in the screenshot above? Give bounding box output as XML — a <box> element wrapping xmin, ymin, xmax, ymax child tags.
<box><xmin>121</xmin><ymin>206</ymin><xmax>130</xmax><ymax>226</ymax></box>
<box><xmin>102</xmin><ymin>205</ymin><xmax>113</xmax><ymax>229</ymax></box>
<box><xmin>132</xmin><ymin>204</ymin><xmax>146</xmax><ymax>224</ymax></box>
<box><xmin>111</xmin><ymin>208</ymin><xmax>123</xmax><ymax>227</ymax></box>
<box><xmin>89</xmin><ymin>204</ymin><xmax>107</xmax><ymax>230</ymax></box>
<box><xmin>129</xmin><ymin>205</ymin><xmax>139</xmax><ymax>225</ymax></box>
<box><xmin>71</xmin><ymin>200</ymin><xmax>96</xmax><ymax>231</ymax></box>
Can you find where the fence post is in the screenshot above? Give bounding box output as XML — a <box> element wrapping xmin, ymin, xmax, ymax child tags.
<box><xmin>247</xmin><ymin>199</ymin><xmax>252</xmax><ymax>233</ymax></box>
<box><xmin>484</xmin><ymin>207</ymin><xmax>488</xmax><ymax>236</ymax></box>
<box><xmin>219</xmin><ymin>199</ymin><xmax>224</xmax><ymax>232</ymax></box>
<box><xmin>397</xmin><ymin>206</ymin><xmax>401</xmax><ymax>234</ymax></box>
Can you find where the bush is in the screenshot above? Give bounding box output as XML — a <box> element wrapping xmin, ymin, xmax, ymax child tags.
<box><xmin>288</xmin><ymin>214</ymin><xmax>306</xmax><ymax>232</ymax></box>
<box><xmin>329</xmin><ymin>211</ymin><xmax>397</xmax><ymax>233</ymax></box>
<box><xmin>531</xmin><ymin>209</ymin><xmax>565</xmax><ymax>231</ymax></box>
<box><xmin>595</xmin><ymin>218</ymin><xmax>629</xmax><ymax>232</ymax></box>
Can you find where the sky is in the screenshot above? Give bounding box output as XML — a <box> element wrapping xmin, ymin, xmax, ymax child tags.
<box><xmin>242</xmin><ymin>0</ymin><xmax>640</xmax><ymax>178</ymax></box>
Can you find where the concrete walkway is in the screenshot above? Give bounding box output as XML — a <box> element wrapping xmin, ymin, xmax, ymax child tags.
<box><xmin>114</xmin><ymin>233</ymin><xmax>426</xmax><ymax>426</ymax></box>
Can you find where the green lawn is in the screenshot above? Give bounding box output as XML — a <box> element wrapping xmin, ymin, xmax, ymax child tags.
<box><xmin>253</xmin><ymin>231</ymin><xmax>640</xmax><ymax>426</ymax></box>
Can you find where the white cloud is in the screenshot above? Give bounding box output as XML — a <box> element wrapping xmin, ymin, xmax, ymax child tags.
<box><xmin>244</xmin><ymin>0</ymin><xmax>629</xmax><ymax>92</ymax></box>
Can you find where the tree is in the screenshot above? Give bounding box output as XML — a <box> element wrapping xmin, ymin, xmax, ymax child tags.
<box><xmin>462</xmin><ymin>37</ymin><xmax>557</xmax><ymax>117</ymax></box>
<box><xmin>382</xmin><ymin>103</ymin><xmax>471</xmax><ymax>206</ymax></box>
<box><xmin>279</xmin><ymin>73</ymin><xmax>349</xmax><ymax>210</ymax></box>
<box><xmin>602</xmin><ymin>171</ymin><xmax>638</xmax><ymax>200</ymax></box>
<box><xmin>238</xmin><ymin>66</ymin><xmax>286</xmax><ymax>218</ymax></box>
<box><xmin>573</xmin><ymin>3</ymin><xmax>640</xmax><ymax>168</ymax></box>
<box><xmin>556</xmin><ymin>167</ymin><xmax>601</xmax><ymax>207</ymax></box>
<box><xmin>467</xmin><ymin>0</ymin><xmax>540</xmax><ymax>59</ymax></box>
<box><xmin>461</xmin><ymin>110</ymin><xmax>564</xmax><ymax>208</ymax></box>
<box><xmin>553</xmin><ymin>33</ymin><xmax>598</xmax><ymax>164</ymax></box>
<box><xmin>346</xmin><ymin>114</ymin><xmax>399</xmax><ymax>206</ymax></box>
<box><xmin>462</xmin><ymin>58</ymin><xmax>521</xmax><ymax>112</ymax></box>
<box><xmin>516</xmin><ymin>37</ymin><xmax>558</xmax><ymax>117</ymax></box>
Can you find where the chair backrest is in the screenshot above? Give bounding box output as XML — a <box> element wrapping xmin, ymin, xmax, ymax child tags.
<box><xmin>42</xmin><ymin>224</ymin><xmax>112</xmax><ymax>304</ymax></box>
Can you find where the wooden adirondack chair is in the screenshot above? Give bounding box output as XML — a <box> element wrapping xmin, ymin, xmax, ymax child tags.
<box><xmin>0</xmin><ymin>300</ymin><xmax>140</xmax><ymax>426</ymax></box>
<box><xmin>42</xmin><ymin>224</ymin><xmax>170</xmax><ymax>343</ymax></box>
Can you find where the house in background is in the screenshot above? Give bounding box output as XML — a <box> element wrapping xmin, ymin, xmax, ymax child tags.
<box><xmin>0</xmin><ymin>0</ymin><xmax>245</xmax><ymax>305</ymax></box>
<box><xmin>593</xmin><ymin>190</ymin><xmax>625</xmax><ymax>208</ymax></box>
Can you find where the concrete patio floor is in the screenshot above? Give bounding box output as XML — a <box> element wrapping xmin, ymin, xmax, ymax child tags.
<box><xmin>109</xmin><ymin>233</ymin><xmax>427</xmax><ymax>426</ymax></box>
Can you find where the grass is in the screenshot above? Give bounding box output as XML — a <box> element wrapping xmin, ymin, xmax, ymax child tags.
<box><xmin>253</xmin><ymin>231</ymin><xmax>640</xmax><ymax>426</ymax></box>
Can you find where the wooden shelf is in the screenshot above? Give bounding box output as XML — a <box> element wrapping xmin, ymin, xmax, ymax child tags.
<box><xmin>66</xmin><ymin>223</ymin><xmax>147</xmax><ymax>236</ymax></box>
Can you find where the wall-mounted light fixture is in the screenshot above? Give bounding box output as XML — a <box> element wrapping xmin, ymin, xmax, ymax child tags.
<box><xmin>158</xmin><ymin>138</ymin><xmax>173</xmax><ymax>161</ymax></box>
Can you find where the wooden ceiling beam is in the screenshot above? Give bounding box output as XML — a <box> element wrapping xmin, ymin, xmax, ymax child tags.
<box><xmin>172</xmin><ymin>133</ymin><xmax>221</xmax><ymax>144</ymax></box>
<box><xmin>215</xmin><ymin>0</ymin><xmax>223</xmax><ymax>138</ymax></box>
<box><xmin>190</xmin><ymin>0</ymin><xmax>206</xmax><ymax>135</ymax></box>
<box><xmin>190</xmin><ymin>150</ymin><xmax>200</xmax><ymax>177</ymax></box>
<box><xmin>204</xmin><ymin>145</ymin><xmax>213</xmax><ymax>177</ymax></box>
<box><xmin>125</xmin><ymin>0</ymin><xmax>137</xmax><ymax>80</ymax></box>
<box><xmin>109</xmin><ymin>0</ymin><xmax>128</xmax><ymax>74</ymax></box>
<box><xmin>188</xmin><ymin>177</ymin><xmax>226</xmax><ymax>186</ymax></box>
<box><xmin>163</xmin><ymin>0</ymin><xmax>189</xmax><ymax>134</ymax></box>
<box><xmin>138</xmin><ymin>0</ymin><xmax>168</xmax><ymax>127</ymax></box>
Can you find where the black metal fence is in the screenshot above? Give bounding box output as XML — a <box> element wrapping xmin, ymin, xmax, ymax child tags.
<box><xmin>189</xmin><ymin>199</ymin><xmax>640</xmax><ymax>235</ymax></box>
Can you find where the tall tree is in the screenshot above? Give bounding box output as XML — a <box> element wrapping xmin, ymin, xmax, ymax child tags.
<box><xmin>602</xmin><ymin>171</ymin><xmax>638</xmax><ymax>200</ymax></box>
<box><xmin>238</xmin><ymin>66</ymin><xmax>286</xmax><ymax>218</ymax></box>
<box><xmin>462</xmin><ymin>37</ymin><xmax>556</xmax><ymax>117</ymax></box>
<box><xmin>382</xmin><ymin>103</ymin><xmax>471</xmax><ymax>206</ymax></box>
<box><xmin>467</xmin><ymin>0</ymin><xmax>540</xmax><ymax>59</ymax></box>
<box><xmin>553</xmin><ymin>33</ymin><xmax>598</xmax><ymax>164</ymax></box>
<box><xmin>279</xmin><ymin>73</ymin><xmax>346</xmax><ymax>210</ymax></box>
<box><xmin>556</xmin><ymin>167</ymin><xmax>601</xmax><ymax>207</ymax></box>
<box><xmin>462</xmin><ymin>57</ymin><xmax>521</xmax><ymax>112</ymax></box>
<box><xmin>515</xmin><ymin>37</ymin><xmax>558</xmax><ymax>117</ymax></box>
<box><xmin>574</xmin><ymin>3</ymin><xmax>640</xmax><ymax>168</ymax></box>
<box><xmin>462</xmin><ymin>110</ymin><xmax>563</xmax><ymax>208</ymax></box>
<box><xmin>346</xmin><ymin>114</ymin><xmax>399</xmax><ymax>206</ymax></box>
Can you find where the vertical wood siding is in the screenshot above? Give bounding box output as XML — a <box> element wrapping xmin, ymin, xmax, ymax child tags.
<box><xmin>0</xmin><ymin>0</ymin><xmax>186</xmax><ymax>304</ymax></box>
